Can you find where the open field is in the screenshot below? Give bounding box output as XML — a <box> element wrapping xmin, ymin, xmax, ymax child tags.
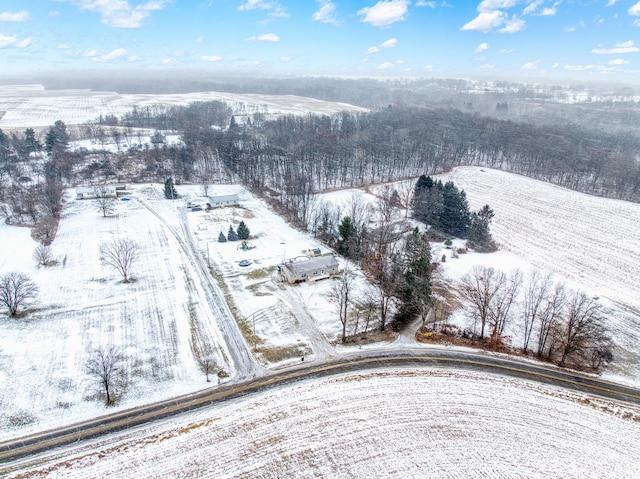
<box><xmin>434</xmin><ymin>167</ymin><xmax>640</xmax><ymax>384</ymax></box>
<box><xmin>5</xmin><ymin>368</ymin><xmax>639</xmax><ymax>478</ymax></box>
<box><xmin>0</xmin><ymin>84</ymin><xmax>368</xmax><ymax>129</ymax></box>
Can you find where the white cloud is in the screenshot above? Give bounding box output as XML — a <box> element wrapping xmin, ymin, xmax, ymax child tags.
<box><xmin>60</xmin><ymin>0</ymin><xmax>170</xmax><ymax>28</ymax></box>
<box><xmin>244</xmin><ymin>33</ymin><xmax>280</xmax><ymax>42</ymax></box>
<box><xmin>630</xmin><ymin>2</ymin><xmax>640</xmax><ymax>15</ymax></box>
<box><xmin>381</xmin><ymin>38</ymin><xmax>398</xmax><ymax>48</ymax></box>
<box><xmin>127</xmin><ymin>55</ymin><xmax>141</xmax><ymax>62</ymax></box>
<box><xmin>358</xmin><ymin>0</ymin><xmax>410</xmax><ymax>28</ymax></box>
<box><xmin>522</xmin><ymin>0</ymin><xmax>543</xmax><ymax>15</ymax></box>
<box><xmin>395</xmin><ymin>59</ymin><xmax>405</xmax><ymax>64</ymax></box>
<box><xmin>93</xmin><ymin>48</ymin><xmax>128</xmax><ymax>62</ymax></box>
<box><xmin>564</xmin><ymin>64</ymin><xmax>595</xmax><ymax>71</ymax></box>
<box><xmin>201</xmin><ymin>55</ymin><xmax>223</xmax><ymax>62</ymax></box>
<box><xmin>475</xmin><ymin>42</ymin><xmax>489</xmax><ymax>52</ymax></box>
<box><xmin>500</xmin><ymin>16</ymin><xmax>525</xmax><ymax>32</ymax></box>
<box><xmin>540</xmin><ymin>7</ymin><xmax>556</xmax><ymax>16</ymax></box>
<box><xmin>0</xmin><ymin>10</ymin><xmax>30</xmax><ymax>22</ymax></box>
<box><xmin>461</xmin><ymin>10</ymin><xmax>504</xmax><ymax>32</ymax></box>
<box><xmin>462</xmin><ymin>1</ymin><xmax>526</xmax><ymax>33</ymax></box>
<box><xmin>499</xmin><ymin>48</ymin><xmax>513</xmax><ymax>53</ymax></box>
<box><xmin>366</xmin><ymin>46</ymin><xmax>379</xmax><ymax>54</ymax></box>
<box><xmin>377</xmin><ymin>61</ymin><xmax>395</xmax><ymax>69</ymax></box>
<box><xmin>480</xmin><ymin>63</ymin><xmax>495</xmax><ymax>69</ymax></box>
<box><xmin>592</xmin><ymin>40</ymin><xmax>640</xmax><ymax>54</ymax></box>
<box><xmin>477</xmin><ymin>0</ymin><xmax>516</xmax><ymax>13</ymax></box>
<box><xmin>195</xmin><ymin>36</ymin><xmax>205</xmax><ymax>43</ymax></box>
<box><xmin>606</xmin><ymin>0</ymin><xmax>619</xmax><ymax>5</ymax></box>
<box><xmin>415</xmin><ymin>1</ymin><xmax>436</xmax><ymax>7</ymax></box>
<box><xmin>238</xmin><ymin>0</ymin><xmax>272</xmax><ymax>10</ymax></box>
<box><xmin>313</xmin><ymin>0</ymin><xmax>339</xmax><ymax>25</ymax></box>
<box><xmin>521</xmin><ymin>60</ymin><xmax>539</xmax><ymax>70</ymax></box>
<box><xmin>238</xmin><ymin>0</ymin><xmax>289</xmax><ymax>19</ymax></box>
<box><xmin>56</xmin><ymin>44</ymin><xmax>70</xmax><ymax>50</ymax></box>
<box><xmin>608</xmin><ymin>58</ymin><xmax>628</xmax><ymax>65</ymax></box>
<box><xmin>423</xmin><ymin>64</ymin><xmax>433</xmax><ymax>71</ymax></box>
<box><xmin>0</xmin><ymin>34</ymin><xmax>31</xmax><ymax>48</ymax></box>
<box><xmin>280</xmin><ymin>56</ymin><xmax>291</xmax><ymax>62</ymax></box>
<box><xmin>49</xmin><ymin>11</ymin><xmax>60</xmax><ymax>16</ymax></box>
<box><xmin>82</xmin><ymin>49</ymin><xmax>99</xmax><ymax>57</ymax></box>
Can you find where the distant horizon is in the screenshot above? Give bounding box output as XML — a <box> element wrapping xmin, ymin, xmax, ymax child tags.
<box><xmin>2</xmin><ymin>68</ymin><xmax>640</xmax><ymax>91</ymax></box>
<box><xmin>2</xmin><ymin>1</ymin><xmax>640</xmax><ymax>83</ymax></box>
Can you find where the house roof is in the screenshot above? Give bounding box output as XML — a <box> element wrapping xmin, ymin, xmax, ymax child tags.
<box><xmin>284</xmin><ymin>256</ymin><xmax>339</xmax><ymax>275</ymax></box>
<box><xmin>208</xmin><ymin>194</ymin><xmax>239</xmax><ymax>202</ymax></box>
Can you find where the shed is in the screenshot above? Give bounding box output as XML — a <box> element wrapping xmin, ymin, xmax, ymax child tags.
<box><xmin>75</xmin><ymin>185</ymin><xmax>117</xmax><ymax>200</ymax></box>
<box><xmin>280</xmin><ymin>255</ymin><xmax>340</xmax><ymax>284</ymax></box>
<box><xmin>207</xmin><ymin>194</ymin><xmax>240</xmax><ymax>208</ymax></box>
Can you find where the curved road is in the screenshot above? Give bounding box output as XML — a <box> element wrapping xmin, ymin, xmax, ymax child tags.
<box><xmin>1</xmin><ymin>348</ymin><xmax>639</xmax><ymax>467</ymax></box>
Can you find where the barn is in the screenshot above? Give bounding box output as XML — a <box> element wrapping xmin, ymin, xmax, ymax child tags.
<box><xmin>75</xmin><ymin>185</ymin><xmax>117</xmax><ymax>200</ymax></box>
<box><xmin>280</xmin><ymin>256</ymin><xmax>340</xmax><ymax>284</ymax></box>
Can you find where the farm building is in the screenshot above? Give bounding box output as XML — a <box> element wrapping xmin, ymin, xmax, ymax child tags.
<box><xmin>75</xmin><ymin>185</ymin><xmax>117</xmax><ymax>200</ymax></box>
<box><xmin>280</xmin><ymin>255</ymin><xmax>340</xmax><ymax>284</ymax></box>
<box><xmin>207</xmin><ymin>194</ymin><xmax>240</xmax><ymax>208</ymax></box>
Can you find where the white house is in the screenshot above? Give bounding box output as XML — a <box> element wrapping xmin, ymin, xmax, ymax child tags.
<box><xmin>207</xmin><ymin>194</ymin><xmax>240</xmax><ymax>208</ymax></box>
<box><xmin>279</xmin><ymin>256</ymin><xmax>340</xmax><ymax>284</ymax></box>
<box><xmin>75</xmin><ymin>185</ymin><xmax>117</xmax><ymax>200</ymax></box>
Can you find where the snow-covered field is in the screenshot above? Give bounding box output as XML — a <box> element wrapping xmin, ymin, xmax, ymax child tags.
<box><xmin>433</xmin><ymin>167</ymin><xmax>640</xmax><ymax>384</ymax></box>
<box><xmin>6</xmin><ymin>368</ymin><xmax>639</xmax><ymax>478</ymax></box>
<box><xmin>0</xmin><ymin>185</ymin><xmax>234</xmax><ymax>441</ymax></box>
<box><xmin>0</xmin><ymin>84</ymin><xmax>368</xmax><ymax>129</ymax></box>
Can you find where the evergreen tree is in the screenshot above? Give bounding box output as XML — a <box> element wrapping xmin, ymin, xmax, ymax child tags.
<box><xmin>440</xmin><ymin>181</ymin><xmax>470</xmax><ymax>237</ymax></box>
<box><xmin>164</xmin><ymin>177</ymin><xmax>177</xmax><ymax>199</ymax></box>
<box><xmin>412</xmin><ymin>175</ymin><xmax>443</xmax><ymax>227</ymax></box>
<box><xmin>24</xmin><ymin>128</ymin><xmax>41</xmax><ymax>155</ymax></box>
<box><xmin>227</xmin><ymin>225</ymin><xmax>239</xmax><ymax>241</ymax></box>
<box><xmin>467</xmin><ymin>204</ymin><xmax>497</xmax><ymax>252</ymax></box>
<box><xmin>218</xmin><ymin>231</ymin><xmax>227</xmax><ymax>242</ymax></box>
<box><xmin>44</xmin><ymin>120</ymin><xmax>69</xmax><ymax>155</ymax></box>
<box><xmin>337</xmin><ymin>216</ymin><xmax>357</xmax><ymax>258</ymax></box>
<box><xmin>237</xmin><ymin>220</ymin><xmax>250</xmax><ymax>240</ymax></box>
<box><xmin>393</xmin><ymin>227</ymin><xmax>432</xmax><ymax>329</ymax></box>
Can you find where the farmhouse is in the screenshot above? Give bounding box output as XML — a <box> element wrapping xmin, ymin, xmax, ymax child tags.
<box><xmin>75</xmin><ymin>185</ymin><xmax>117</xmax><ymax>200</ymax></box>
<box><xmin>280</xmin><ymin>255</ymin><xmax>340</xmax><ymax>284</ymax></box>
<box><xmin>207</xmin><ymin>194</ymin><xmax>240</xmax><ymax>208</ymax></box>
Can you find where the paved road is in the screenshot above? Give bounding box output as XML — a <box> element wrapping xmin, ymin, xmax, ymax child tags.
<box><xmin>1</xmin><ymin>348</ymin><xmax>639</xmax><ymax>467</ymax></box>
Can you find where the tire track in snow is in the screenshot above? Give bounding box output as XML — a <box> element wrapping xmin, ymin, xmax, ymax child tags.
<box><xmin>134</xmin><ymin>197</ymin><xmax>264</xmax><ymax>381</ymax></box>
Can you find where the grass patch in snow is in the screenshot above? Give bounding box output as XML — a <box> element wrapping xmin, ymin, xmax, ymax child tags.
<box><xmin>255</xmin><ymin>344</ymin><xmax>309</xmax><ymax>362</ymax></box>
<box><xmin>246</xmin><ymin>267</ymin><xmax>274</xmax><ymax>280</ymax></box>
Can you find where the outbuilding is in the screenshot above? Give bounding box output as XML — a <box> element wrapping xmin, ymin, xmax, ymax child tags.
<box><xmin>207</xmin><ymin>194</ymin><xmax>240</xmax><ymax>208</ymax></box>
<box><xmin>280</xmin><ymin>255</ymin><xmax>340</xmax><ymax>284</ymax></box>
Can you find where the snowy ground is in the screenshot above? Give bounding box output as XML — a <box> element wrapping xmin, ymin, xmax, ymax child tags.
<box><xmin>0</xmin><ymin>84</ymin><xmax>368</xmax><ymax>129</ymax></box>
<box><xmin>431</xmin><ymin>167</ymin><xmax>640</xmax><ymax>384</ymax></box>
<box><xmin>5</xmin><ymin>368</ymin><xmax>639</xmax><ymax>478</ymax></box>
<box><xmin>1</xmin><ymin>166</ymin><xmax>639</xmax><ymax>447</ymax></box>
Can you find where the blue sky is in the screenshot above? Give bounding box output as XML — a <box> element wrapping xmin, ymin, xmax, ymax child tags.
<box><xmin>1</xmin><ymin>0</ymin><xmax>640</xmax><ymax>80</ymax></box>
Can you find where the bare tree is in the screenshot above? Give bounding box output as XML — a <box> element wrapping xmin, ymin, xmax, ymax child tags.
<box><xmin>395</xmin><ymin>181</ymin><xmax>414</xmax><ymax>218</ymax></box>
<box><xmin>94</xmin><ymin>185</ymin><xmax>117</xmax><ymax>217</ymax></box>
<box><xmin>100</xmin><ymin>238</ymin><xmax>139</xmax><ymax>283</ymax></box>
<box><xmin>31</xmin><ymin>216</ymin><xmax>59</xmax><ymax>245</ymax></box>
<box><xmin>459</xmin><ymin>266</ymin><xmax>507</xmax><ymax>340</ymax></box>
<box><xmin>0</xmin><ymin>271</ymin><xmax>39</xmax><ymax>316</ymax></box>
<box><xmin>536</xmin><ymin>283</ymin><xmax>566</xmax><ymax>358</ymax></box>
<box><xmin>487</xmin><ymin>269</ymin><xmax>522</xmax><ymax>341</ymax></box>
<box><xmin>556</xmin><ymin>292</ymin><xmax>609</xmax><ymax>368</ymax></box>
<box><xmin>200</xmin><ymin>355</ymin><xmax>219</xmax><ymax>382</ymax></box>
<box><xmin>33</xmin><ymin>244</ymin><xmax>55</xmax><ymax>266</ymax></box>
<box><xmin>332</xmin><ymin>267</ymin><xmax>355</xmax><ymax>343</ymax></box>
<box><xmin>86</xmin><ymin>346</ymin><xmax>127</xmax><ymax>406</ymax></box>
<box><xmin>522</xmin><ymin>271</ymin><xmax>553</xmax><ymax>352</ymax></box>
